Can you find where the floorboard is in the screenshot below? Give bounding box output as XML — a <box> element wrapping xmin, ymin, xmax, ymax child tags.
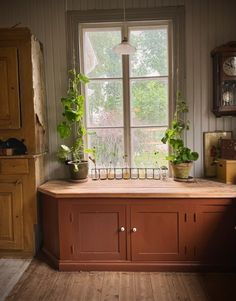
<box><xmin>0</xmin><ymin>258</ymin><xmax>31</xmax><ymax>301</ymax></box>
<box><xmin>1</xmin><ymin>259</ymin><xmax>236</xmax><ymax>301</ymax></box>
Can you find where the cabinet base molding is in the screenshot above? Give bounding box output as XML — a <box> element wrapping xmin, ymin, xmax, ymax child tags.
<box><xmin>41</xmin><ymin>249</ymin><xmax>236</xmax><ymax>272</ymax></box>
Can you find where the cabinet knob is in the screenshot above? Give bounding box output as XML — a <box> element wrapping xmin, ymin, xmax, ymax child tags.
<box><xmin>120</xmin><ymin>226</ymin><xmax>125</xmax><ymax>232</ymax></box>
<box><xmin>234</xmin><ymin>226</ymin><xmax>236</xmax><ymax>230</ymax></box>
<box><xmin>132</xmin><ymin>227</ymin><xmax>137</xmax><ymax>232</ymax></box>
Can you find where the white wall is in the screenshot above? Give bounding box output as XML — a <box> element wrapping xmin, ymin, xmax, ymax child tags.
<box><xmin>0</xmin><ymin>0</ymin><xmax>235</xmax><ymax>178</ymax></box>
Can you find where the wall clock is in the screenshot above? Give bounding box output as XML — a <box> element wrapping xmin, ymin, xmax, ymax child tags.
<box><xmin>211</xmin><ymin>42</ymin><xmax>236</xmax><ymax>117</ymax></box>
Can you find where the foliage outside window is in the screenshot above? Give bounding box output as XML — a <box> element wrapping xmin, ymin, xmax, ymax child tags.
<box><xmin>80</xmin><ymin>21</ymin><xmax>170</xmax><ymax>168</ymax></box>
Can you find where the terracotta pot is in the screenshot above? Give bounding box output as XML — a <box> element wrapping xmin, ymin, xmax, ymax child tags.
<box><xmin>68</xmin><ymin>160</ymin><xmax>89</xmax><ymax>182</ymax></box>
<box><xmin>171</xmin><ymin>162</ymin><xmax>193</xmax><ymax>179</ymax></box>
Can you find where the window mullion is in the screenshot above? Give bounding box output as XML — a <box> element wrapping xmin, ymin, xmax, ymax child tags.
<box><xmin>123</xmin><ymin>54</ymin><xmax>131</xmax><ymax>167</ymax></box>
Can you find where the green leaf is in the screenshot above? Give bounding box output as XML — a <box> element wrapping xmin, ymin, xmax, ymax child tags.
<box><xmin>57</xmin><ymin>121</ymin><xmax>71</xmax><ymax>139</ymax></box>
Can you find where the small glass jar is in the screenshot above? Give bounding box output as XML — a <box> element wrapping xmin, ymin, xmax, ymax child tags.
<box><xmin>107</xmin><ymin>162</ymin><xmax>115</xmax><ymax>180</ymax></box>
<box><xmin>91</xmin><ymin>168</ymin><xmax>99</xmax><ymax>180</ymax></box>
<box><xmin>108</xmin><ymin>167</ymin><xmax>115</xmax><ymax>180</ymax></box>
<box><xmin>131</xmin><ymin>168</ymin><xmax>138</xmax><ymax>179</ymax></box>
<box><xmin>99</xmin><ymin>168</ymin><xmax>107</xmax><ymax>180</ymax></box>
<box><xmin>122</xmin><ymin>167</ymin><xmax>130</xmax><ymax>179</ymax></box>
<box><xmin>146</xmin><ymin>168</ymin><xmax>154</xmax><ymax>179</ymax></box>
<box><xmin>138</xmin><ymin>168</ymin><xmax>146</xmax><ymax>179</ymax></box>
<box><xmin>115</xmin><ymin>168</ymin><xmax>123</xmax><ymax>180</ymax></box>
<box><xmin>153</xmin><ymin>168</ymin><xmax>160</xmax><ymax>180</ymax></box>
<box><xmin>160</xmin><ymin>166</ymin><xmax>168</xmax><ymax>181</ymax></box>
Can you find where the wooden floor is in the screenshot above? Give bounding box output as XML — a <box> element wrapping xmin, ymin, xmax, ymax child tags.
<box><xmin>0</xmin><ymin>259</ymin><xmax>31</xmax><ymax>301</ymax></box>
<box><xmin>1</xmin><ymin>259</ymin><xmax>236</xmax><ymax>301</ymax></box>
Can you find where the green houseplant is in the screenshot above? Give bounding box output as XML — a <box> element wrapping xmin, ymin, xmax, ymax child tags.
<box><xmin>161</xmin><ymin>92</ymin><xmax>199</xmax><ymax>180</ymax></box>
<box><xmin>57</xmin><ymin>69</ymin><xmax>92</xmax><ymax>181</ymax></box>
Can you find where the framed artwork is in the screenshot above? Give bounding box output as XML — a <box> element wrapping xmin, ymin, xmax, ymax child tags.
<box><xmin>203</xmin><ymin>131</ymin><xmax>232</xmax><ymax>177</ymax></box>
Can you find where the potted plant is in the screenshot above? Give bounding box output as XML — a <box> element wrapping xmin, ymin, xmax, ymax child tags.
<box><xmin>57</xmin><ymin>69</ymin><xmax>92</xmax><ymax>182</ymax></box>
<box><xmin>161</xmin><ymin>92</ymin><xmax>199</xmax><ymax>180</ymax></box>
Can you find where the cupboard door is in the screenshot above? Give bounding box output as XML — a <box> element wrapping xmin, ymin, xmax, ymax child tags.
<box><xmin>0</xmin><ymin>182</ymin><xmax>23</xmax><ymax>250</ymax></box>
<box><xmin>131</xmin><ymin>204</ymin><xmax>184</xmax><ymax>261</ymax></box>
<box><xmin>195</xmin><ymin>204</ymin><xmax>236</xmax><ymax>264</ymax></box>
<box><xmin>0</xmin><ymin>47</ymin><xmax>21</xmax><ymax>129</ymax></box>
<box><xmin>60</xmin><ymin>203</ymin><xmax>127</xmax><ymax>261</ymax></box>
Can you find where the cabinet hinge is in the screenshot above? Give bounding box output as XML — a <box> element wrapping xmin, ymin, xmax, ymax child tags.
<box><xmin>184</xmin><ymin>213</ymin><xmax>187</xmax><ymax>222</ymax></box>
<box><xmin>70</xmin><ymin>245</ymin><xmax>74</xmax><ymax>254</ymax></box>
<box><xmin>69</xmin><ymin>213</ymin><xmax>73</xmax><ymax>223</ymax></box>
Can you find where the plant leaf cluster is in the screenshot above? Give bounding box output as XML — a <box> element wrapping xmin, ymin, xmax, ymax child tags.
<box><xmin>161</xmin><ymin>92</ymin><xmax>199</xmax><ymax>164</ymax></box>
<box><xmin>57</xmin><ymin>69</ymin><xmax>91</xmax><ymax>165</ymax></box>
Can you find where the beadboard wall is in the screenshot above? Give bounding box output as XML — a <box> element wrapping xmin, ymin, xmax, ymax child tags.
<box><xmin>0</xmin><ymin>0</ymin><xmax>235</xmax><ymax>178</ymax></box>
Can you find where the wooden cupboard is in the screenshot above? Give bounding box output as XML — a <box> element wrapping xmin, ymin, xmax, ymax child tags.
<box><xmin>59</xmin><ymin>203</ymin><xmax>127</xmax><ymax>261</ymax></box>
<box><xmin>0</xmin><ymin>182</ymin><xmax>23</xmax><ymax>250</ymax></box>
<box><xmin>0</xmin><ymin>28</ymin><xmax>47</xmax><ymax>257</ymax></box>
<box><xmin>0</xmin><ymin>47</ymin><xmax>20</xmax><ymax>129</ymax></box>
<box><xmin>40</xmin><ymin>184</ymin><xmax>236</xmax><ymax>271</ymax></box>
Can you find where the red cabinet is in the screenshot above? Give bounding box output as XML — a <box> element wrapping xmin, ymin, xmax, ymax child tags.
<box><xmin>59</xmin><ymin>202</ymin><xmax>127</xmax><ymax>261</ymax></box>
<box><xmin>130</xmin><ymin>205</ymin><xmax>185</xmax><ymax>261</ymax></box>
<box><xmin>194</xmin><ymin>204</ymin><xmax>236</xmax><ymax>263</ymax></box>
<box><xmin>41</xmin><ymin>195</ymin><xmax>236</xmax><ymax>271</ymax></box>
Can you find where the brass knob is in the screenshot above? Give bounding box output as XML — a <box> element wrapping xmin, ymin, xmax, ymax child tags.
<box><xmin>120</xmin><ymin>227</ymin><xmax>125</xmax><ymax>232</ymax></box>
<box><xmin>132</xmin><ymin>227</ymin><xmax>137</xmax><ymax>232</ymax></box>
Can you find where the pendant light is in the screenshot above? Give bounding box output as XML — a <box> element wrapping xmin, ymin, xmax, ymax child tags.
<box><xmin>113</xmin><ymin>0</ymin><xmax>136</xmax><ymax>55</ymax></box>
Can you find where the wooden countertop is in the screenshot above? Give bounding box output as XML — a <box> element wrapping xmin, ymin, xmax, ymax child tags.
<box><xmin>38</xmin><ymin>178</ymin><xmax>236</xmax><ymax>198</ymax></box>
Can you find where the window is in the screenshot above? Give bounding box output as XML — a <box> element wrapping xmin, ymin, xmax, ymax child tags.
<box><xmin>80</xmin><ymin>21</ymin><xmax>170</xmax><ymax>168</ymax></box>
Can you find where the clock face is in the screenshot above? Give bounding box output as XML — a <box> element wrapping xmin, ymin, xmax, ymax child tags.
<box><xmin>223</xmin><ymin>57</ymin><xmax>236</xmax><ymax>76</ymax></box>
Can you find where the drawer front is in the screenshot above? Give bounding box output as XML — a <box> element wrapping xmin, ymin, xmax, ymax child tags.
<box><xmin>0</xmin><ymin>159</ymin><xmax>29</xmax><ymax>174</ymax></box>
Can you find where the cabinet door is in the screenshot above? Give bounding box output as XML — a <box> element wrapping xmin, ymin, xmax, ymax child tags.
<box><xmin>195</xmin><ymin>204</ymin><xmax>236</xmax><ymax>264</ymax></box>
<box><xmin>131</xmin><ymin>204</ymin><xmax>185</xmax><ymax>261</ymax></box>
<box><xmin>0</xmin><ymin>182</ymin><xmax>23</xmax><ymax>250</ymax></box>
<box><xmin>60</xmin><ymin>203</ymin><xmax>127</xmax><ymax>261</ymax></box>
<box><xmin>0</xmin><ymin>47</ymin><xmax>21</xmax><ymax>129</ymax></box>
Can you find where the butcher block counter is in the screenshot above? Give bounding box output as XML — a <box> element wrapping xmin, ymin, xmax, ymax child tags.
<box><xmin>38</xmin><ymin>179</ymin><xmax>236</xmax><ymax>271</ymax></box>
<box><xmin>38</xmin><ymin>178</ymin><xmax>236</xmax><ymax>198</ymax></box>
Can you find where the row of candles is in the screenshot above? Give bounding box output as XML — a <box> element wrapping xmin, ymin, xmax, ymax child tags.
<box><xmin>90</xmin><ymin>167</ymin><xmax>168</xmax><ymax>181</ymax></box>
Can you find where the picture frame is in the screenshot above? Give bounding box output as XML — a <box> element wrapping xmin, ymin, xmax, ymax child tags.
<box><xmin>203</xmin><ymin>131</ymin><xmax>233</xmax><ymax>177</ymax></box>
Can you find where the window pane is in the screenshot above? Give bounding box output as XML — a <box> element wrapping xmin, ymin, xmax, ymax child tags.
<box><xmin>88</xmin><ymin>128</ymin><xmax>124</xmax><ymax>167</ymax></box>
<box><xmin>131</xmin><ymin>128</ymin><xmax>168</xmax><ymax>168</ymax></box>
<box><xmin>130</xmin><ymin>78</ymin><xmax>168</xmax><ymax>126</ymax></box>
<box><xmin>130</xmin><ymin>27</ymin><xmax>168</xmax><ymax>77</ymax></box>
<box><xmin>86</xmin><ymin>80</ymin><xmax>123</xmax><ymax>127</ymax></box>
<box><xmin>83</xmin><ymin>29</ymin><xmax>122</xmax><ymax>78</ymax></box>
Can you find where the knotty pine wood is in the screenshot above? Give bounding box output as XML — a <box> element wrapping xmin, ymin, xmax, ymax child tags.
<box><xmin>38</xmin><ymin>178</ymin><xmax>236</xmax><ymax>198</ymax></box>
<box><xmin>3</xmin><ymin>259</ymin><xmax>236</xmax><ymax>301</ymax></box>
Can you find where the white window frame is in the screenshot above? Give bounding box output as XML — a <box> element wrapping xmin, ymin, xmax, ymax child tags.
<box><xmin>79</xmin><ymin>21</ymin><xmax>171</xmax><ymax>167</ymax></box>
<box><xmin>67</xmin><ymin>7</ymin><xmax>185</xmax><ymax>166</ymax></box>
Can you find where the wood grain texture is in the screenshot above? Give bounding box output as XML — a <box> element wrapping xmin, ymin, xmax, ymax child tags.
<box><xmin>0</xmin><ymin>258</ymin><xmax>31</xmax><ymax>301</ymax></box>
<box><xmin>38</xmin><ymin>178</ymin><xmax>236</xmax><ymax>198</ymax></box>
<box><xmin>4</xmin><ymin>259</ymin><xmax>236</xmax><ymax>301</ymax></box>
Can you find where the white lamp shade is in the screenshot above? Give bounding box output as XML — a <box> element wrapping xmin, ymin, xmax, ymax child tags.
<box><xmin>113</xmin><ymin>37</ymin><xmax>136</xmax><ymax>55</ymax></box>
